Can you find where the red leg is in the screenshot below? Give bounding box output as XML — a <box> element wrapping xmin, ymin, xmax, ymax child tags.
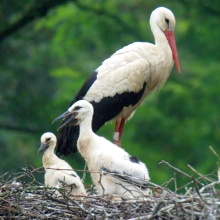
<box><xmin>118</xmin><ymin>118</ymin><xmax>126</xmax><ymax>145</ymax></box>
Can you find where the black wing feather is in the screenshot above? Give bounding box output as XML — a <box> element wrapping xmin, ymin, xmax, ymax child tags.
<box><xmin>56</xmin><ymin>71</ymin><xmax>97</xmax><ymax>156</ymax></box>
<box><xmin>72</xmin><ymin>71</ymin><xmax>98</xmax><ymax>103</ymax></box>
<box><xmin>91</xmin><ymin>82</ymin><xmax>146</xmax><ymax>130</ymax></box>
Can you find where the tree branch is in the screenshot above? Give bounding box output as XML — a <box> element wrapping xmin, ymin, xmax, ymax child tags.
<box><xmin>0</xmin><ymin>0</ymin><xmax>71</xmax><ymax>42</ymax></box>
<box><xmin>0</xmin><ymin>0</ymin><xmax>142</xmax><ymax>43</ymax></box>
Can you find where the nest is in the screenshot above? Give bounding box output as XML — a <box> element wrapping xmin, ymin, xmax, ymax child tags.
<box><xmin>0</xmin><ymin>161</ymin><xmax>220</xmax><ymax>220</ymax></box>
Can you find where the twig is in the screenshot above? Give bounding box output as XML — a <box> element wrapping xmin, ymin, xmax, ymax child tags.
<box><xmin>98</xmin><ymin>172</ymin><xmax>105</xmax><ymax>196</ymax></box>
<box><xmin>82</xmin><ymin>163</ymin><xmax>87</xmax><ymax>183</ymax></box>
<box><xmin>159</xmin><ymin>160</ymin><xmax>192</xmax><ymax>179</ymax></box>
<box><xmin>199</xmin><ymin>181</ymin><xmax>220</xmax><ymax>193</ymax></box>
<box><xmin>129</xmin><ymin>215</ymin><xmax>151</xmax><ymax>220</ymax></box>
<box><xmin>150</xmin><ymin>190</ymin><xmax>167</xmax><ymax>217</ymax></box>
<box><xmin>0</xmin><ymin>172</ymin><xmax>9</xmax><ymax>179</ymax></box>
<box><xmin>209</xmin><ymin>146</ymin><xmax>220</xmax><ymax>159</ymax></box>
<box><xmin>191</xmin><ymin>176</ymin><xmax>204</xmax><ymax>201</ymax></box>
<box><xmin>187</xmin><ymin>164</ymin><xmax>213</xmax><ymax>183</ymax></box>
<box><xmin>61</xmin><ymin>192</ymin><xmax>89</xmax><ymax>214</ymax></box>
<box><xmin>209</xmin><ymin>146</ymin><xmax>220</xmax><ymax>182</ymax></box>
<box><xmin>8</xmin><ymin>166</ymin><xmax>43</xmax><ymax>184</ymax></box>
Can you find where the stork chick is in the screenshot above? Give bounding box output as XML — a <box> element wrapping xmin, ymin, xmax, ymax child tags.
<box><xmin>54</xmin><ymin>101</ymin><xmax>150</xmax><ymax>197</ymax></box>
<box><xmin>38</xmin><ymin>132</ymin><xmax>87</xmax><ymax>196</ymax></box>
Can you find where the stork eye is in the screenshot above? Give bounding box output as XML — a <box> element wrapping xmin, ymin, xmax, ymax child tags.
<box><xmin>46</xmin><ymin>138</ymin><xmax>51</xmax><ymax>142</ymax></box>
<box><xmin>74</xmin><ymin>106</ymin><xmax>82</xmax><ymax>110</ymax></box>
<box><xmin>165</xmin><ymin>18</ymin><xmax>169</xmax><ymax>26</ymax></box>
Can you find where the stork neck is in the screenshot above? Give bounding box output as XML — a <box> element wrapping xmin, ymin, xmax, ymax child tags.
<box><xmin>78</xmin><ymin>115</ymin><xmax>94</xmax><ymax>138</ymax></box>
<box><xmin>43</xmin><ymin>147</ymin><xmax>58</xmax><ymax>167</ymax></box>
<box><xmin>152</xmin><ymin>25</ymin><xmax>169</xmax><ymax>49</ymax></box>
<box><xmin>144</xmin><ymin>24</ymin><xmax>174</xmax><ymax>92</ymax></box>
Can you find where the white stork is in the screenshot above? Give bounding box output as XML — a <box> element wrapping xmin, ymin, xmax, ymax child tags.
<box><xmin>54</xmin><ymin>100</ymin><xmax>150</xmax><ymax>197</ymax></box>
<box><xmin>38</xmin><ymin>132</ymin><xmax>87</xmax><ymax>196</ymax></box>
<box><xmin>55</xmin><ymin>7</ymin><xmax>180</xmax><ymax>156</ymax></box>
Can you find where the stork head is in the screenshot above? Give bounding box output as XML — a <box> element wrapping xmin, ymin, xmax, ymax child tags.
<box><xmin>150</xmin><ymin>7</ymin><xmax>180</xmax><ymax>73</ymax></box>
<box><xmin>38</xmin><ymin>132</ymin><xmax>57</xmax><ymax>153</ymax></box>
<box><xmin>53</xmin><ymin>100</ymin><xmax>94</xmax><ymax>130</ymax></box>
<box><xmin>150</xmin><ymin>7</ymin><xmax>176</xmax><ymax>32</ymax></box>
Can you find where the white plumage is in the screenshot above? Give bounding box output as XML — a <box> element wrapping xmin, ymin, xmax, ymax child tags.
<box><xmin>56</xmin><ymin>7</ymin><xmax>181</xmax><ymax>156</ymax></box>
<box><xmin>38</xmin><ymin>132</ymin><xmax>87</xmax><ymax>196</ymax></box>
<box><xmin>54</xmin><ymin>101</ymin><xmax>150</xmax><ymax>197</ymax></box>
<box><xmin>85</xmin><ymin>7</ymin><xmax>180</xmax><ymax>112</ymax></box>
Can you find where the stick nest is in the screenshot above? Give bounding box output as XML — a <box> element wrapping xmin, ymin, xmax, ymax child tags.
<box><xmin>0</xmin><ymin>164</ymin><xmax>220</xmax><ymax>220</ymax></box>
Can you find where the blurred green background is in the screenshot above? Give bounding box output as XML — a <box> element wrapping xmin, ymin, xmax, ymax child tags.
<box><xmin>0</xmin><ymin>0</ymin><xmax>219</xmax><ymax>189</ymax></box>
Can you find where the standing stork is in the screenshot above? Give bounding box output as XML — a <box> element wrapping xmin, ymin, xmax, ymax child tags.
<box><xmin>55</xmin><ymin>7</ymin><xmax>180</xmax><ymax>156</ymax></box>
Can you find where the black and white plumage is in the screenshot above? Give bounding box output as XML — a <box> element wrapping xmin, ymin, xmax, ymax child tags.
<box><xmin>56</xmin><ymin>7</ymin><xmax>180</xmax><ymax>156</ymax></box>
<box><xmin>38</xmin><ymin>132</ymin><xmax>87</xmax><ymax>196</ymax></box>
<box><xmin>54</xmin><ymin>100</ymin><xmax>150</xmax><ymax>197</ymax></box>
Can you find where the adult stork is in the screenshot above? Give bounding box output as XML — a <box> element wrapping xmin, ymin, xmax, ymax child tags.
<box><xmin>55</xmin><ymin>7</ymin><xmax>180</xmax><ymax>156</ymax></box>
<box><xmin>54</xmin><ymin>100</ymin><xmax>150</xmax><ymax>197</ymax></box>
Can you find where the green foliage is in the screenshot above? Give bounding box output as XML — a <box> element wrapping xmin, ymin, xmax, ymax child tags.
<box><xmin>0</xmin><ymin>0</ymin><xmax>219</xmax><ymax>188</ymax></box>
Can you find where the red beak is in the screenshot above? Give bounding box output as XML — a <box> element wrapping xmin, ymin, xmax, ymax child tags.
<box><xmin>164</xmin><ymin>30</ymin><xmax>181</xmax><ymax>73</ymax></box>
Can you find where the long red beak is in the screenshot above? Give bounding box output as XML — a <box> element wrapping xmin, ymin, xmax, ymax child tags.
<box><xmin>164</xmin><ymin>30</ymin><xmax>181</xmax><ymax>73</ymax></box>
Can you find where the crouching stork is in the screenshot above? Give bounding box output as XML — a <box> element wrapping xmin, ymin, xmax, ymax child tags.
<box><xmin>39</xmin><ymin>132</ymin><xmax>87</xmax><ymax>196</ymax></box>
<box><xmin>55</xmin><ymin>7</ymin><xmax>180</xmax><ymax>156</ymax></box>
<box><xmin>54</xmin><ymin>100</ymin><xmax>150</xmax><ymax>197</ymax></box>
